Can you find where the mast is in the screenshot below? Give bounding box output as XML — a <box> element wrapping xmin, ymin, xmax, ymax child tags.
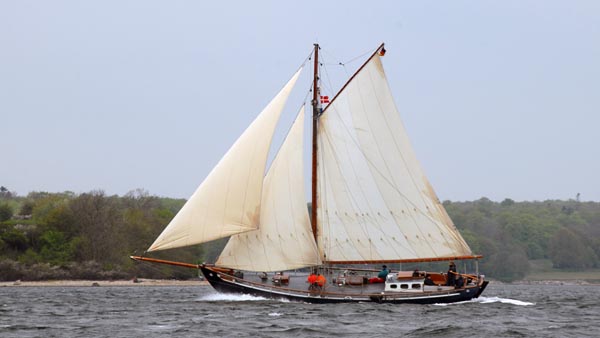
<box><xmin>310</xmin><ymin>43</ymin><xmax>319</xmax><ymax>243</ymax></box>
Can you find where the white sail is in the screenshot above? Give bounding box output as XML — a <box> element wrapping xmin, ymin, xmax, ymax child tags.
<box><xmin>216</xmin><ymin>107</ymin><xmax>321</xmax><ymax>271</ymax></box>
<box><xmin>148</xmin><ymin>68</ymin><xmax>302</xmax><ymax>252</ymax></box>
<box><xmin>317</xmin><ymin>54</ymin><xmax>472</xmax><ymax>262</ymax></box>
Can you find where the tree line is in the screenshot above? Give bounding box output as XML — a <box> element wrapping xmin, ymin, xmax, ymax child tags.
<box><xmin>1</xmin><ymin>187</ymin><xmax>598</xmax><ymax>282</ymax></box>
<box><xmin>0</xmin><ymin>188</ymin><xmax>216</xmax><ymax>281</ymax></box>
<box><xmin>444</xmin><ymin>197</ymin><xmax>599</xmax><ymax>281</ymax></box>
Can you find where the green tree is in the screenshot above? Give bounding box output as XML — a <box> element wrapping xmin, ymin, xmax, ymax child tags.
<box><xmin>69</xmin><ymin>191</ymin><xmax>122</xmax><ymax>264</ymax></box>
<box><xmin>39</xmin><ymin>230</ymin><xmax>77</xmax><ymax>265</ymax></box>
<box><xmin>19</xmin><ymin>200</ymin><xmax>34</xmax><ymax>216</ymax></box>
<box><xmin>485</xmin><ymin>242</ymin><xmax>529</xmax><ymax>282</ymax></box>
<box><xmin>0</xmin><ymin>226</ymin><xmax>28</xmax><ymax>252</ymax></box>
<box><xmin>0</xmin><ymin>186</ymin><xmax>13</xmax><ymax>198</ymax></box>
<box><xmin>0</xmin><ymin>203</ymin><xmax>13</xmax><ymax>222</ymax></box>
<box><xmin>548</xmin><ymin>228</ymin><xmax>597</xmax><ymax>269</ymax></box>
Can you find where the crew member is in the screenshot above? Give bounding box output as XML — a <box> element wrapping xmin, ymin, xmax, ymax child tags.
<box><xmin>446</xmin><ymin>262</ymin><xmax>457</xmax><ymax>286</ymax></box>
<box><xmin>316</xmin><ymin>274</ymin><xmax>326</xmax><ymax>288</ymax></box>
<box><xmin>378</xmin><ymin>265</ymin><xmax>389</xmax><ymax>279</ymax></box>
<box><xmin>424</xmin><ymin>274</ymin><xmax>435</xmax><ymax>286</ymax></box>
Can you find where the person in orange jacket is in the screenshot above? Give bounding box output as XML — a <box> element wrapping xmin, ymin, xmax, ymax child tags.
<box><xmin>307</xmin><ymin>273</ymin><xmax>318</xmax><ymax>285</ymax></box>
<box><xmin>316</xmin><ymin>274</ymin><xmax>326</xmax><ymax>287</ymax></box>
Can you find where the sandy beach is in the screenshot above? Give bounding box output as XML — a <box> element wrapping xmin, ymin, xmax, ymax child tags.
<box><xmin>0</xmin><ymin>279</ymin><xmax>209</xmax><ymax>287</ymax></box>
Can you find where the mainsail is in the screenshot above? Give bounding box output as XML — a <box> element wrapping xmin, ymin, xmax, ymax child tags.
<box><xmin>317</xmin><ymin>53</ymin><xmax>473</xmax><ymax>263</ymax></box>
<box><xmin>216</xmin><ymin>107</ymin><xmax>321</xmax><ymax>271</ymax></box>
<box><xmin>148</xmin><ymin>68</ymin><xmax>303</xmax><ymax>252</ymax></box>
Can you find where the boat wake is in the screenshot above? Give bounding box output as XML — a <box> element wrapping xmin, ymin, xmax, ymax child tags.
<box><xmin>197</xmin><ymin>291</ymin><xmax>294</xmax><ymax>303</ymax></box>
<box><xmin>475</xmin><ymin>296</ymin><xmax>535</xmax><ymax>306</ymax></box>
<box><xmin>197</xmin><ymin>293</ymin><xmax>268</xmax><ymax>302</ymax></box>
<box><xmin>435</xmin><ymin>296</ymin><xmax>534</xmax><ymax>306</ymax></box>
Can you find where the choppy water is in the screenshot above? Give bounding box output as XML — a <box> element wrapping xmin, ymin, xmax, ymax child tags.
<box><xmin>1</xmin><ymin>283</ymin><xmax>599</xmax><ymax>337</ymax></box>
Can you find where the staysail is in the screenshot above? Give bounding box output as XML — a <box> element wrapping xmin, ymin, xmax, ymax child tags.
<box><xmin>317</xmin><ymin>52</ymin><xmax>473</xmax><ymax>263</ymax></box>
<box><xmin>148</xmin><ymin>68</ymin><xmax>302</xmax><ymax>252</ymax></box>
<box><xmin>216</xmin><ymin>107</ymin><xmax>321</xmax><ymax>271</ymax></box>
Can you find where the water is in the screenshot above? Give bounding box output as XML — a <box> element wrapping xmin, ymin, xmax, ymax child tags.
<box><xmin>1</xmin><ymin>283</ymin><xmax>599</xmax><ymax>337</ymax></box>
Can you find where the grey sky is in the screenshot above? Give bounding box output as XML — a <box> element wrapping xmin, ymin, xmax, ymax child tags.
<box><xmin>1</xmin><ymin>1</ymin><xmax>599</xmax><ymax>202</ymax></box>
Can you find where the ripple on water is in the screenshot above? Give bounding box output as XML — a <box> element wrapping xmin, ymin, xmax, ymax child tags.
<box><xmin>0</xmin><ymin>284</ymin><xmax>598</xmax><ymax>338</ymax></box>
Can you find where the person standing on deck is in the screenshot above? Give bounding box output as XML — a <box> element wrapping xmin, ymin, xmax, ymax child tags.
<box><xmin>446</xmin><ymin>262</ymin><xmax>457</xmax><ymax>286</ymax></box>
<box><xmin>316</xmin><ymin>274</ymin><xmax>326</xmax><ymax>288</ymax></box>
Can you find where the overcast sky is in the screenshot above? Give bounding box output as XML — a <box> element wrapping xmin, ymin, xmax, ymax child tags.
<box><xmin>1</xmin><ymin>1</ymin><xmax>599</xmax><ymax>202</ymax></box>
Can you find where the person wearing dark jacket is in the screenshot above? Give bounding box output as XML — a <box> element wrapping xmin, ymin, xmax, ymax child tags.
<box><xmin>446</xmin><ymin>262</ymin><xmax>457</xmax><ymax>286</ymax></box>
<box><xmin>424</xmin><ymin>274</ymin><xmax>435</xmax><ymax>286</ymax></box>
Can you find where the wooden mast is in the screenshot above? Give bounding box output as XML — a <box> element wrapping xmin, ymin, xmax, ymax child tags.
<box><xmin>310</xmin><ymin>43</ymin><xmax>319</xmax><ymax>243</ymax></box>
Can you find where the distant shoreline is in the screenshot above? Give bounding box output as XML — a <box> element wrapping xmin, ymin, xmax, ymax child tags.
<box><xmin>0</xmin><ymin>279</ymin><xmax>209</xmax><ymax>287</ymax></box>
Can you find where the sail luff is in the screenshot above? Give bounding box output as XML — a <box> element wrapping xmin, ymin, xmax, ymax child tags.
<box><xmin>147</xmin><ymin>68</ymin><xmax>303</xmax><ymax>252</ymax></box>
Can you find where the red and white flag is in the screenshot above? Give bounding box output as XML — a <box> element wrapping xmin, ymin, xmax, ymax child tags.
<box><xmin>320</xmin><ymin>95</ymin><xmax>330</xmax><ymax>104</ymax></box>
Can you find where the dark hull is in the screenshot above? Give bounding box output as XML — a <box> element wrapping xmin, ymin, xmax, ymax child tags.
<box><xmin>200</xmin><ymin>266</ymin><xmax>488</xmax><ymax>304</ymax></box>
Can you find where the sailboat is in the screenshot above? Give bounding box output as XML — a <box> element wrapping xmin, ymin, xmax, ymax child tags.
<box><xmin>131</xmin><ymin>43</ymin><xmax>488</xmax><ymax>304</ymax></box>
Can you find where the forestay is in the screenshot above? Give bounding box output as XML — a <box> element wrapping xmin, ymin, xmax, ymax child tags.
<box><xmin>148</xmin><ymin>68</ymin><xmax>303</xmax><ymax>252</ymax></box>
<box><xmin>217</xmin><ymin>108</ymin><xmax>321</xmax><ymax>271</ymax></box>
<box><xmin>317</xmin><ymin>55</ymin><xmax>472</xmax><ymax>263</ymax></box>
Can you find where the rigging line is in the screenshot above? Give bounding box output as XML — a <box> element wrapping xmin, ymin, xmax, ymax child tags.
<box><xmin>302</xmin><ymin>81</ymin><xmax>313</xmax><ymax>110</ymax></box>
<box><xmin>319</xmin><ymin>48</ymin><xmax>345</xmax><ymax>66</ymax></box>
<box><xmin>301</xmin><ymin>47</ymin><xmax>315</xmax><ymax>70</ymax></box>
<box><xmin>342</xmin><ymin>47</ymin><xmax>379</xmax><ymax>66</ymax></box>
<box><xmin>319</xmin><ymin>51</ymin><xmax>336</xmax><ymax>105</ymax></box>
<box><xmin>134</xmin><ymin>258</ymin><xmax>188</xmax><ymax>278</ymax></box>
<box><xmin>319</xmin><ymin>54</ymin><xmax>337</xmax><ymax>106</ymax></box>
<box><xmin>321</xmin><ymin>46</ymin><xmax>375</xmax><ymax>67</ymax></box>
<box><xmin>319</xmin><ymin>45</ymin><xmax>379</xmax><ymax>106</ymax></box>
